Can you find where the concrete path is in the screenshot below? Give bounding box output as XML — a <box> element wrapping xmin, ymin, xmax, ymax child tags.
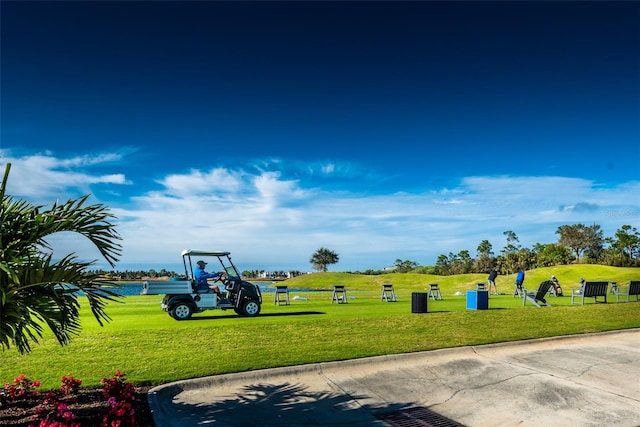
<box><xmin>148</xmin><ymin>329</ymin><xmax>640</xmax><ymax>426</ymax></box>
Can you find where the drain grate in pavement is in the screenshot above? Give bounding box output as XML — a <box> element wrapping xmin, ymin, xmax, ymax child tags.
<box><xmin>375</xmin><ymin>406</ymin><xmax>466</xmax><ymax>427</ymax></box>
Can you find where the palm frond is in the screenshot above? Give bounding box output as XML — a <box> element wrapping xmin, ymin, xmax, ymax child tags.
<box><xmin>1</xmin><ymin>254</ymin><xmax>124</xmax><ymax>354</ymax></box>
<box><xmin>39</xmin><ymin>195</ymin><xmax>122</xmax><ymax>267</ymax></box>
<box><xmin>1</xmin><ymin>163</ymin><xmax>125</xmax><ymax>354</ymax></box>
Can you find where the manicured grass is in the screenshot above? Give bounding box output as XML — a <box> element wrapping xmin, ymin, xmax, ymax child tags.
<box><xmin>2</xmin><ymin>265</ymin><xmax>639</xmax><ymax>389</ymax></box>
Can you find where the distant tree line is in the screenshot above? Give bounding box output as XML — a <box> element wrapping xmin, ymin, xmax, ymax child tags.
<box><xmin>94</xmin><ymin>223</ymin><xmax>639</xmax><ymax>280</ymax></box>
<box><xmin>376</xmin><ymin>223</ymin><xmax>639</xmax><ymax>276</ymax></box>
<box><xmin>93</xmin><ymin>269</ymin><xmax>182</xmax><ymax>280</ymax></box>
<box><xmin>92</xmin><ymin>268</ymin><xmax>305</xmax><ymax>281</ymax></box>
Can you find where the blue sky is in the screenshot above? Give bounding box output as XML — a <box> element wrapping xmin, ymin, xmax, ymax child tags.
<box><xmin>1</xmin><ymin>1</ymin><xmax>639</xmax><ymax>273</ymax></box>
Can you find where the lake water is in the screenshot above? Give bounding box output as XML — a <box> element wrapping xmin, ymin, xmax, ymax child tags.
<box><xmin>114</xmin><ymin>282</ymin><xmax>319</xmax><ymax>296</ymax></box>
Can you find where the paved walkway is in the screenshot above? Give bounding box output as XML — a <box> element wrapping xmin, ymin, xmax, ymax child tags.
<box><xmin>148</xmin><ymin>329</ymin><xmax>640</xmax><ymax>426</ymax></box>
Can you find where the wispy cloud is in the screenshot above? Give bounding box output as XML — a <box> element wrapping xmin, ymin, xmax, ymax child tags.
<box><xmin>159</xmin><ymin>168</ymin><xmax>245</xmax><ymax>195</ymax></box>
<box><xmin>2</xmin><ymin>151</ymin><xmax>638</xmax><ymax>272</ymax></box>
<box><xmin>0</xmin><ymin>149</ymin><xmax>130</xmax><ymax>201</ymax></box>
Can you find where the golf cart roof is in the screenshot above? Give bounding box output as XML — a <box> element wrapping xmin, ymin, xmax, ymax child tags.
<box><xmin>181</xmin><ymin>249</ymin><xmax>231</xmax><ymax>257</ymax></box>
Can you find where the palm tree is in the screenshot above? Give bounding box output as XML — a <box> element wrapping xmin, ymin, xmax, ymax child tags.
<box><xmin>309</xmin><ymin>247</ymin><xmax>339</xmax><ymax>272</ymax></box>
<box><xmin>0</xmin><ymin>163</ymin><xmax>123</xmax><ymax>354</ymax></box>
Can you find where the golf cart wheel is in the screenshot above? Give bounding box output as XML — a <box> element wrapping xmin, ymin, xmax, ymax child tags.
<box><xmin>242</xmin><ymin>300</ymin><xmax>261</xmax><ymax>317</ymax></box>
<box><xmin>170</xmin><ymin>302</ymin><xmax>193</xmax><ymax>320</ymax></box>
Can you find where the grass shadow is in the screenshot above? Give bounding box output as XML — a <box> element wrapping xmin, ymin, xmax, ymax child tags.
<box><xmin>187</xmin><ymin>311</ymin><xmax>326</xmax><ymax>320</ymax></box>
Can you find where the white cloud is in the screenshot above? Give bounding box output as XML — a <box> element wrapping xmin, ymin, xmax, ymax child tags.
<box><xmin>3</xmin><ymin>151</ymin><xmax>639</xmax><ymax>272</ymax></box>
<box><xmin>59</xmin><ymin>152</ymin><xmax>124</xmax><ymax>167</ymax></box>
<box><xmin>159</xmin><ymin>168</ymin><xmax>244</xmax><ymax>195</ymax></box>
<box><xmin>0</xmin><ymin>149</ymin><xmax>129</xmax><ymax>201</ymax></box>
<box><xmin>114</xmin><ymin>172</ymin><xmax>638</xmax><ymax>272</ymax></box>
<box><xmin>320</xmin><ymin>163</ymin><xmax>335</xmax><ymax>174</ymax></box>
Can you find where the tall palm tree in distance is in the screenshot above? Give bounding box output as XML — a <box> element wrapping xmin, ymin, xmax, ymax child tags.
<box><xmin>0</xmin><ymin>163</ymin><xmax>123</xmax><ymax>354</ymax></box>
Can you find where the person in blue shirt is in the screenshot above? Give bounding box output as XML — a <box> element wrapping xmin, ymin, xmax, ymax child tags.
<box><xmin>512</xmin><ymin>268</ymin><xmax>525</xmax><ymax>297</ymax></box>
<box><xmin>193</xmin><ymin>260</ymin><xmax>223</xmax><ymax>297</ymax></box>
<box><xmin>515</xmin><ymin>269</ymin><xmax>525</xmax><ymax>290</ymax></box>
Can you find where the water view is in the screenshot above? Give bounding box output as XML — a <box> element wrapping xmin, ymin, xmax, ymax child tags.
<box><xmin>114</xmin><ymin>282</ymin><xmax>317</xmax><ymax>296</ymax></box>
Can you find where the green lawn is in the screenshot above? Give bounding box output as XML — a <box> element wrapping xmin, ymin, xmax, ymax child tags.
<box><xmin>2</xmin><ymin>265</ymin><xmax>639</xmax><ymax>389</ymax></box>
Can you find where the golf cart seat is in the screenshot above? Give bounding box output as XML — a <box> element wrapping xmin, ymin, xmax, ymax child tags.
<box><xmin>195</xmin><ymin>284</ymin><xmax>218</xmax><ymax>294</ymax></box>
<box><xmin>193</xmin><ymin>280</ymin><xmax>210</xmax><ymax>293</ymax></box>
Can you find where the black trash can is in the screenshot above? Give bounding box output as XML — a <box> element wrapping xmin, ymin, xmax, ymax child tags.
<box><xmin>411</xmin><ymin>292</ymin><xmax>428</xmax><ymax>313</ymax></box>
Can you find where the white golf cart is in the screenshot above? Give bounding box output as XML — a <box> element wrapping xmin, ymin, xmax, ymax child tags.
<box><xmin>142</xmin><ymin>249</ymin><xmax>262</xmax><ymax>320</ymax></box>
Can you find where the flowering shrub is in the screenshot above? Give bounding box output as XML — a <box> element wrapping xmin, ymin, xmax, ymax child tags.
<box><xmin>102</xmin><ymin>397</ymin><xmax>135</xmax><ymax>427</ymax></box>
<box><xmin>31</xmin><ymin>391</ymin><xmax>80</xmax><ymax>427</ymax></box>
<box><xmin>2</xmin><ymin>374</ymin><xmax>41</xmax><ymax>401</ymax></box>
<box><xmin>100</xmin><ymin>371</ymin><xmax>135</xmax><ymax>402</ymax></box>
<box><xmin>100</xmin><ymin>371</ymin><xmax>136</xmax><ymax>427</ymax></box>
<box><xmin>28</xmin><ymin>375</ymin><xmax>82</xmax><ymax>427</ymax></box>
<box><xmin>60</xmin><ymin>376</ymin><xmax>82</xmax><ymax>396</ymax></box>
<box><xmin>2</xmin><ymin>371</ymin><xmax>142</xmax><ymax>426</ymax></box>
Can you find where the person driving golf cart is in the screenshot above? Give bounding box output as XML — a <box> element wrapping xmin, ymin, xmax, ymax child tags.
<box><xmin>193</xmin><ymin>260</ymin><xmax>224</xmax><ymax>297</ymax></box>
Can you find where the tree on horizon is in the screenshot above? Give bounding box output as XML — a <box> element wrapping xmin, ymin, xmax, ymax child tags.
<box><xmin>309</xmin><ymin>247</ymin><xmax>339</xmax><ymax>272</ymax></box>
<box><xmin>556</xmin><ymin>223</ymin><xmax>603</xmax><ymax>263</ymax></box>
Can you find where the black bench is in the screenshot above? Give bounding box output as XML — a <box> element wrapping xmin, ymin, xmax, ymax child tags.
<box><xmin>571</xmin><ymin>281</ymin><xmax>609</xmax><ymax>305</ymax></box>
<box><xmin>616</xmin><ymin>280</ymin><xmax>640</xmax><ymax>303</ymax></box>
<box><xmin>523</xmin><ymin>280</ymin><xmax>553</xmax><ymax>307</ymax></box>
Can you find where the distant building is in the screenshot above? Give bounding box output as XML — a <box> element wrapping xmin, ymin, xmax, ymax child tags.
<box><xmin>258</xmin><ymin>271</ymin><xmax>305</xmax><ymax>279</ymax></box>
